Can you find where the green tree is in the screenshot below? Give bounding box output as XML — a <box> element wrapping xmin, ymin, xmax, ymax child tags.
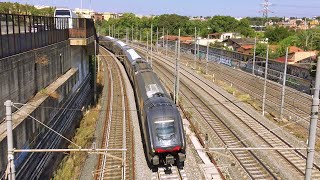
<box><xmin>265</xmin><ymin>26</ymin><xmax>293</xmax><ymax>43</ymax></box>
<box><xmin>236</xmin><ymin>19</ymin><xmax>255</xmax><ymax>37</ymax></box>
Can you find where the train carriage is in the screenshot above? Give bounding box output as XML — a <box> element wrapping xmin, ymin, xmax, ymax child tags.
<box><xmin>113</xmin><ymin>41</ymin><xmax>130</xmax><ymax>62</ymax></box>
<box><xmin>133</xmin><ymin>67</ymin><xmax>186</xmax><ymax>167</ymax></box>
<box><xmin>99</xmin><ymin>35</ymin><xmax>186</xmax><ymax>169</ymax></box>
<box><xmin>99</xmin><ymin>36</ymin><xmax>117</xmax><ymax>53</ymax></box>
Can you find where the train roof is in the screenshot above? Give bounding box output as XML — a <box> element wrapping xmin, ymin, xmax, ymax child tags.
<box><xmin>106</xmin><ymin>36</ymin><xmax>115</xmax><ymax>40</ymax></box>
<box><xmin>126</xmin><ymin>49</ymin><xmax>141</xmax><ymax>61</ymax></box>
<box><xmin>136</xmin><ymin>71</ymin><xmax>168</xmax><ymax>100</ymax></box>
<box><xmin>115</xmin><ymin>41</ymin><xmax>127</xmax><ymax>47</ymax></box>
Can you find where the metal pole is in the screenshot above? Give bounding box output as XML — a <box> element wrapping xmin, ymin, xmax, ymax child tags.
<box><xmin>305</xmin><ymin>56</ymin><xmax>320</xmax><ymax>180</ymax></box>
<box><xmin>5</xmin><ymin>100</ymin><xmax>16</xmax><ymax>180</ymax></box>
<box><xmin>150</xmin><ymin>24</ymin><xmax>153</xmax><ymax>67</ymax></box>
<box><xmin>94</xmin><ymin>40</ymin><xmax>97</xmax><ymax>103</ymax></box>
<box><xmin>173</xmin><ymin>40</ymin><xmax>177</xmax><ymax>102</ymax></box>
<box><xmin>162</xmin><ymin>27</ymin><xmax>165</xmax><ymax>49</ymax></box>
<box><xmin>252</xmin><ymin>36</ymin><xmax>257</xmax><ymax>74</ymax></box>
<box><xmin>176</xmin><ymin>29</ymin><xmax>181</xmax><ymax>104</ymax></box>
<box><xmin>140</xmin><ymin>30</ymin><xmax>141</xmax><ymax>43</ymax></box>
<box><xmin>156</xmin><ymin>27</ymin><xmax>159</xmax><ymax>52</ymax></box>
<box><xmin>197</xmin><ymin>36</ymin><xmax>200</xmax><ymax>61</ymax></box>
<box><xmin>146</xmin><ymin>32</ymin><xmax>149</xmax><ymax>62</ymax></box>
<box><xmin>166</xmin><ymin>30</ymin><xmax>168</xmax><ymax>57</ymax></box>
<box><xmin>262</xmin><ymin>45</ymin><xmax>269</xmax><ymax>116</ymax></box>
<box><xmin>131</xmin><ymin>25</ymin><xmax>133</xmax><ymax>42</ymax></box>
<box><xmin>280</xmin><ymin>47</ymin><xmax>289</xmax><ymax>120</ymax></box>
<box><xmin>194</xmin><ymin>27</ymin><xmax>197</xmax><ymax>68</ymax></box>
<box><xmin>206</xmin><ymin>40</ymin><xmax>209</xmax><ymax>75</ymax></box>
<box><xmin>126</xmin><ymin>28</ymin><xmax>128</xmax><ymax>43</ymax></box>
<box><xmin>175</xmin><ymin>40</ymin><xmax>178</xmax><ymax>58</ymax></box>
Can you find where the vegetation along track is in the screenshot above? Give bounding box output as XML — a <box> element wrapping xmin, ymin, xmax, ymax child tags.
<box><xmin>95</xmin><ymin>46</ymin><xmax>134</xmax><ymax>180</ymax></box>
<box><xmin>133</xmin><ymin>44</ymin><xmax>320</xmax><ymax>179</ymax></box>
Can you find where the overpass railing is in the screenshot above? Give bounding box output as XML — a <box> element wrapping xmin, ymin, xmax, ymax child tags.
<box><xmin>0</xmin><ymin>14</ymin><xmax>70</xmax><ymax>59</ymax></box>
<box><xmin>69</xmin><ymin>18</ymin><xmax>95</xmax><ymax>38</ymax></box>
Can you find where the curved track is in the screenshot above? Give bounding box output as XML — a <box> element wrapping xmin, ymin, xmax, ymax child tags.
<box><xmin>95</xmin><ymin>46</ymin><xmax>134</xmax><ymax>180</ymax></box>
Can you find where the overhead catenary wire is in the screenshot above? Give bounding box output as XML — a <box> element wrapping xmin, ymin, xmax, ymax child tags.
<box><xmin>12</xmin><ymin>104</ymin><xmax>80</xmax><ymax>148</ymax></box>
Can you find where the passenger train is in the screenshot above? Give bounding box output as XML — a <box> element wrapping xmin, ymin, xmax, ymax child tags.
<box><xmin>99</xmin><ymin>36</ymin><xmax>186</xmax><ymax>168</ymax></box>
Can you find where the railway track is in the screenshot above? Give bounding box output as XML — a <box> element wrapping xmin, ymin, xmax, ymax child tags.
<box><xmin>95</xmin><ymin>46</ymin><xmax>133</xmax><ymax>180</ymax></box>
<box><xmin>151</xmin><ymin>166</ymin><xmax>187</xmax><ymax>180</ymax></box>
<box><xmin>133</xmin><ymin>44</ymin><xmax>320</xmax><ymax>179</ymax></box>
<box><xmin>134</xmin><ymin>42</ymin><xmax>318</xmax><ymax>134</ymax></box>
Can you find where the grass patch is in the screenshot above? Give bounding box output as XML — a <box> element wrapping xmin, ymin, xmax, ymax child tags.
<box><xmin>237</xmin><ymin>94</ymin><xmax>251</xmax><ymax>103</ymax></box>
<box><xmin>225</xmin><ymin>86</ymin><xmax>236</xmax><ymax>94</ymax></box>
<box><xmin>53</xmin><ymin>107</ymin><xmax>99</xmax><ymax>180</ymax></box>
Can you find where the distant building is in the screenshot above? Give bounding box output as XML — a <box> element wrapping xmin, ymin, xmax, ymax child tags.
<box><xmin>222</xmin><ymin>38</ymin><xmax>255</xmax><ymax>52</ymax></box>
<box><xmin>34</xmin><ymin>5</ymin><xmax>51</xmax><ymax>9</ymax></box>
<box><xmin>92</xmin><ymin>13</ymin><xmax>103</xmax><ymax>21</ymax></box>
<box><xmin>74</xmin><ymin>8</ymin><xmax>94</xmax><ymax>18</ymax></box>
<box><xmin>237</xmin><ymin>45</ymin><xmax>254</xmax><ymax>55</ymax></box>
<box><xmin>278</xmin><ymin>18</ymin><xmax>309</xmax><ymax>30</ymax></box>
<box><xmin>276</xmin><ymin>51</ymin><xmax>318</xmax><ymax>64</ymax></box>
<box><xmin>163</xmin><ymin>35</ymin><xmax>193</xmax><ymax>44</ymax></box>
<box><xmin>189</xmin><ymin>16</ymin><xmax>206</xmax><ymax>21</ymax></box>
<box><xmin>208</xmin><ymin>33</ymin><xmax>240</xmax><ymax>42</ymax></box>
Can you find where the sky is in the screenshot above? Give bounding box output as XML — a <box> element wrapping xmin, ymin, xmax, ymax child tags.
<box><xmin>3</xmin><ymin>0</ymin><xmax>320</xmax><ymax>17</ymax></box>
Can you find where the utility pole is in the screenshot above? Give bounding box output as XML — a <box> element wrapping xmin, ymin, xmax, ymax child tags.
<box><xmin>131</xmin><ymin>25</ymin><xmax>133</xmax><ymax>42</ymax></box>
<box><xmin>194</xmin><ymin>27</ymin><xmax>197</xmax><ymax>68</ymax></box>
<box><xmin>166</xmin><ymin>30</ymin><xmax>168</xmax><ymax>57</ymax></box>
<box><xmin>108</xmin><ymin>25</ymin><xmax>111</xmax><ymax>36</ymax></box>
<box><xmin>156</xmin><ymin>27</ymin><xmax>159</xmax><ymax>53</ymax></box>
<box><xmin>174</xmin><ymin>29</ymin><xmax>181</xmax><ymax>104</ymax></box>
<box><xmin>280</xmin><ymin>47</ymin><xmax>289</xmax><ymax>120</ymax></box>
<box><xmin>140</xmin><ymin>30</ymin><xmax>141</xmax><ymax>43</ymax></box>
<box><xmin>147</xmin><ymin>32</ymin><xmax>149</xmax><ymax>62</ymax></box>
<box><xmin>5</xmin><ymin>100</ymin><xmax>15</xmax><ymax>180</ymax></box>
<box><xmin>173</xmin><ymin>40</ymin><xmax>177</xmax><ymax>102</ymax></box>
<box><xmin>206</xmin><ymin>40</ymin><xmax>209</xmax><ymax>74</ymax></box>
<box><xmin>94</xmin><ymin>40</ymin><xmax>97</xmax><ymax>103</ymax></box>
<box><xmin>150</xmin><ymin>24</ymin><xmax>153</xmax><ymax>67</ymax></box>
<box><xmin>126</xmin><ymin>28</ymin><xmax>128</xmax><ymax>43</ymax></box>
<box><xmin>262</xmin><ymin>45</ymin><xmax>269</xmax><ymax>116</ymax></box>
<box><xmin>162</xmin><ymin>27</ymin><xmax>165</xmax><ymax>49</ymax></box>
<box><xmin>252</xmin><ymin>36</ymin><xmax>257</xmax><ymax>74</ymax></box>
<box><xmin>305</xmin><ymin>56</ymin><xmax>320</xmax><ymax>180</ymax></box>
<box><xmin>113</xmin><ymin>25</ymin><xmax>115</xmax><ymax>38</ymax></box>
<box><xmin>197</xmin><ymin>33</ymin><xmax>200</xmax><ymax>61</ymax></box>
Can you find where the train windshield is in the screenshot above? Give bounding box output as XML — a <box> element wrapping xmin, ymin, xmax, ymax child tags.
<box><xmin>55</xmin><ymin>10</ymin><xmax>71</xmax><ymax>16</ymax></box>
<box><xmin>155</xmin><ymin>119</ymin><xmax>175</xmax><ymax>140</ymax></box>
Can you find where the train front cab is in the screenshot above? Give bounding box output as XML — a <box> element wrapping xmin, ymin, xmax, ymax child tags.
<box><xmin>144</xmin><ymin>97</ymin><xmax>186</xmax><ymax>168</ymax></box>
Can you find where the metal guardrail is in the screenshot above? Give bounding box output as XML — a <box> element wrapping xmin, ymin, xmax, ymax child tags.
<box><xmin>0</xmin><ymin>14</ymin><xmax>70</xmax><ymax>58</ymax></box>
<box><xmin>0</xmin><ymin>14</ymin><xmax>96</xmax><ymax>59</ymax></box>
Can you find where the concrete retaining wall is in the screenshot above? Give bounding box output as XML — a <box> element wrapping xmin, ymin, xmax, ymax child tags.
<box><xmin>0</xmin><ymin>40</ymin><xmax>71</xmax><ymax>121</ymax></box>
<box><xmin>0</xmin><ymin>39</ymin><xmax>92</xmax><ymax>177</ymax></box>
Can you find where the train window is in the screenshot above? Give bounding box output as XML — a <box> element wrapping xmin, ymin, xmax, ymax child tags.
<box><xmin>155</xmin><ymin>119</ymin><xmax>175</xmax><ymax>140</ymax></box>
<box><xmin>55</xmin><ymin>10</ymin><xmax>70</xmax><ymax>16</ymax></box>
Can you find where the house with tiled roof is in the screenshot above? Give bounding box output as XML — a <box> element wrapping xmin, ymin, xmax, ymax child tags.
<box><xmin>276</xmin><ymin>51</ymin><xmax>317</xmax><ymax>64</ymax></box>
<box><xmin>223</xmin><ymin>38</ymin><xmax>255</xmax><ymax>51</ymax></box>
